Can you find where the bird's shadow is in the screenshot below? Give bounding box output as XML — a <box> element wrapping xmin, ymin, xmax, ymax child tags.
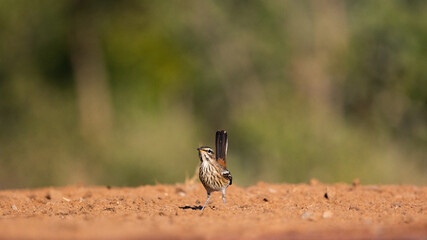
<box><xmin>179</xmin><ymin>205</ymin><xmax>203</xmax><ymax>210</ymax></box>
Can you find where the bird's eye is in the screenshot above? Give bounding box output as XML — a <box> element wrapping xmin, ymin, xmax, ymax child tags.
<box><xmin>207</xmin><ymin>149</ymin><xmax>213</xmax><ymax>154</ymax></box>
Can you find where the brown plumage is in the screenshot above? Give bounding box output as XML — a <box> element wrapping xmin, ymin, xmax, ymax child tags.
<box><xmin>197</xmin><ymin>130</ymin><xmax>232</xmax><ymax>210</ymax></box>
<box><xmin>215</xmin><ymin>130</ymin><xmax>228</xmax><ymax>168</ymax></box>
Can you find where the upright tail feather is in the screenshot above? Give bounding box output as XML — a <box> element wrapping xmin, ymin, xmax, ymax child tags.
<box><xmin>215</xmin><ymin>130</ymin><xmax>228</xmax><ymax>168</ymax></box>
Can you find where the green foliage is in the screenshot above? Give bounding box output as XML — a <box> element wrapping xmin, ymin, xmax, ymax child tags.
<box><xmin>0</xmin><ymin>1</ymin><xmax>426</xmax><ymax>189</ymax></box>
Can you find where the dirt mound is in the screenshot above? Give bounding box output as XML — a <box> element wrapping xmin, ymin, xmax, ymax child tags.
<box><xmin>0</xmin><ymin>182</ymin><xmax>425</xmax><ymax>239</ymax></box>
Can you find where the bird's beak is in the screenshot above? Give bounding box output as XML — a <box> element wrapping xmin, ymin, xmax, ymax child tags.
<box><xmin>197</xmin><ymin>147</ymin><xmax>206</xmax><ymax>152</ymax></box>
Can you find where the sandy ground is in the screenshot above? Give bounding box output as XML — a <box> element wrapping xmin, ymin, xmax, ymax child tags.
<box><xmin>0</xmin><ymin>181</ymin><xmax>426</xmax><ymax>239</ymax></box>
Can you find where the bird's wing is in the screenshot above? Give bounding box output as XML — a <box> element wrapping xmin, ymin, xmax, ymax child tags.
<box><xmin>221</xmin><ymin>169</ymin><xmax>232</xmax><ymax>185</ymax></box>
<box><xmin>215</xmin><ymin>130</ymin><xmax>228</xmax><ymax>168</ymax></box>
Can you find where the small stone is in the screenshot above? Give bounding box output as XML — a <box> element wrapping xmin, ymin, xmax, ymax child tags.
<box><xmin>349</xmin><ymin>206</ymin><xmax>360</xmax><ymax>211</ymax></box>
<box><xmin>301</xmin><ymin>211</ymin><xmax>315</xmax><ymax>221</ymax></box>
<box><xmin>11</xmin><ymin>205</ymin><xmax>18</xmax><ymax>211</ymax></box>
<box><xmin>364</xmin><ymin>218</ymin><xmax>372</xmax><ymax>225</ymax></box>
<box><xmin>268</xmin><ymin>188</ymin><xmax>277</xmax><ymax>193</ymax></box>
<box><xmin>403</xmin><ymin>216</ymin><xmax>413</xmax><ymax>224</ymax></box>
<box><xmin>62</xmin><ymin>197</ymin><xmax>71</xmax><ymax>202</ymax></box>
<box><xmin>83</xmin><ymin>191</ymin><xmax>92</xmax><ymax>198</ymax></box>
<box><xmin>46</xmin><ymin>189</ymin><xmax>62</xmax><ymax>201</ymax></box>
<box><xmin>309</xmin><ymin>178</ymin><xmax>320</xmax><ymax>186</ymax></box>
<box><xmin>175</xmin><ymin>187</ymin><xmax>186</xmax><ymax>194</ymax></box>
<box><xmin>352</xmin><ymin>178</ymin><xmax>360</xmax><ymax>187</ymax></box>
<box><xmin>325</xmin><ymin>187</ymin><xmax>336</xmax><ymax>200</ymax></box>
<box><xmin>322</xmin><ymin>211</ymin><xmax>333</xmax><ymax>218</ymax></box>
<box><xmin>103</xmin><ymin>207</ymin><xmax>115</xmax><ymax>212</ymax></box>
<box><xmin>256</xmin><ymin>181</ymin><xmax>267</xmax><ymax>187</ymax></box>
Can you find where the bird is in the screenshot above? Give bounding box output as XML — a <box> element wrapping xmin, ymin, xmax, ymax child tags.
<box><xmin>197</xmin><ymin>130</ymin><xmax>232</xmax><ymax>211</ymax></box>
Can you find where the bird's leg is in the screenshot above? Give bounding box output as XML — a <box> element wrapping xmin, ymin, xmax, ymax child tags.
<box><xmin>222</xmin><ymin>189</ymin><xmax>226</xmax><ymax>205</ymax></box>
<box><xmin>201</xmin><ymin>192</ymin><xmax>211</xmax><ymax>211</ymax></box>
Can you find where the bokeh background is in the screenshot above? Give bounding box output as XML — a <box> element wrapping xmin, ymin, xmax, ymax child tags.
<box><xmin>0</xmin><ymin>1</ymin><xmax>426</xmax><ymax>189</ymax></box>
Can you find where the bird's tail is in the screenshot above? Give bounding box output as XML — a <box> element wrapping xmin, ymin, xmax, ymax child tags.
<box><xmin>215</xmin><ymin>130</ymin><xmax>228</xmax><ymax>168</ymax></box>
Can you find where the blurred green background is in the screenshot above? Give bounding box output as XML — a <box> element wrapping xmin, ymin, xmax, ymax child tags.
<box><xmin>0</xmin><ymin>1</ymin><xmax>426</xmax><ymax>189</ymax></box>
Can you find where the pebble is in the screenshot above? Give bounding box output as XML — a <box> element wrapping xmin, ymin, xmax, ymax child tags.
<box><xmin>268</xmin><ymin>188</ymin><xmax>277</xmax><ymax>193</ymax></box>
<box><xmin>325</xmin><ymin>187</ymin><xmax>336</xmax><ymax>200</ymax></box>
<box><xmin>11</xmin><ymin>205</ymin><xmax>18</xmax><ymax>211</ymax></box>
<box><xmin>352</xmin><ymin>178</ymin><xmax>360</xmax><ymax>187</ymax></box>
<box><xmin>322</xmin><ymin>211</ymin><xmax>333</xmax><ymax>218</ymax></box>
<box><xmin>309</xmin><ymin>178</ymin><xmax>320</xmax><ymax>186</ymax></box>
<box><xmin>301</xmin><ymin>211</ymin><xmax>315</xmax><ymax>221</ymax></box>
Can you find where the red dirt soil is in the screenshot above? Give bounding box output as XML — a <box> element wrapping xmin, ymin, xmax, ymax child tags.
<box><xmin>0</xmin><ymin>181</ymin><xmax>426</xmax><ymax>239</ymax></box>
